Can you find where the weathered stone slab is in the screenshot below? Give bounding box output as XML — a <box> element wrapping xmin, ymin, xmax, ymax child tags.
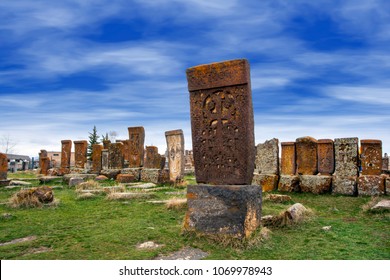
<box><xmin>281</xmin><ymin>142</ymin><xmax>296</xmax><ymax>175</ymax></box>
<box><xmin>357</xmin><ymin>175</ymin><xmax>385</xmax><ymax>196</ymax></box>
<box><xmin>92</xmin><ymin>144</ymin><xmax>103</xmax><ymax>174</ymax></box>
<box><xmin>165</xmin><ymin>130</ymin><xmax>185</xmax><ymax>182</ymax></box>
<box><xmin>334</xmin><ymin>138</ymin><xmax>359</xmax><ymax>177</ymax></box>
<box><xmin>254</xmin><ymin>138</ymin><xmax>279</xmax><ymax>175</ymax></box>
<box><xmin>109</xmin><ymin>142</ymin><xmax>124</xmax><ymax>169</ymax></box>
<box><xmin>296</xmin><ymin>136</ymin><xmax>318</xmax><ymax>175</ymax></box>
<box><xmin>103</xmin><ymin>140</ymin><xmax>111</xmax><ymax>149</ymax></box>
<box><xmin>101</xmin><ymin>149</ymin><xmax>109</xmax><ymax>170</ymax></box>
<box><xmin>278</xmin><ymin>175</ymin><xmax>300</xmax><ymax>192</ymax></box>
<box><xmin>371</xmin><ymin>199</ymin><xmax>390</xmax><ymax>211</ymax></box>
<box><xmin>332</xmin><ymin>175</ymin><xmax>357</xmax><ymax>196</ymax></box>
<box><xmin>62</xmin><ymin>174</ymin><xmax>97</xmax><ymax>184</ymax></box>
<box><xmin>117</xmin><ymin>140</ymin><xmax>130</xmax><ymax>162</ymax></box>
<box><xmin>252</xmin><ymin>174</ymin><xmax>278</xmax><ymax>192</ymax></box>
<box><xmin>116</xmin><ymin>174</ymin><xmax>136</xmax><ymax>183</ymax></box>
<box><xmin>385</xmin><ymin>176</ymin><xmax>390</xmax><ymax>195</ymax></box>
<box><xmin>140</xmin><ymin>168</ymin><xmax>170</xmax><ymax>184</ymax></box>
<box><xmin>317</xmin><ymin>139</ymin><xmax>334</xmax><ymax>175</ymax></box>
<box><xmin>382</xmin><ymin>153</ymin><xmax>389</xmax><ymax>171</ymax></box>
<box><xmin>60</xmin><ymin>140</ymin><xmax>72</xmax><ymax>174</ymax></box>
<box><xmin>299</xmin><ymin>175</ymin><xmax>332</xmax><ymax>194</ymax></box>
<box><xmin>184</xmin><ymin>185</ymin><xmax>262</xmax><ymax>239</ymax></box>
<box><xmin>144</xmin><ymin>146</ymin><xmax>161</xmax><ymax>169</ymax></box>
<box><xmin>360</xmin><ymin>140</ymin><xmax>382</xmax><ymax>176</ymax></box>
<box><xmin>39</xmin><ymin>157</ymin><xmax>50</xmax><ymax>176</ymax></box>
<box><xmin>69</xmin><ymin>177</ymin><xmax>84</xmax><ymax>187</ymax></box>
<box><xmin>121</xmin><ymin>168</ymin><xmax>142</xmax><ymax>181</ymax></box>
<box><xmin>128</xmin><ymin>126</ymin><xmax>145</xmax><ymax>168</ymax></box>
<box><xmin>74</xmin><ymin>140</ymin><xmax>88</xmax><ymax>169</ymax></box>
<box><xmin>100</xmin><ymin>169</ymin><xmax>121</xmax><ymax>179</ymax></box>
<box><xmin>186</xmin><ymin>59</ymin><xmax>255</xmax><ymax>185</ymax></box>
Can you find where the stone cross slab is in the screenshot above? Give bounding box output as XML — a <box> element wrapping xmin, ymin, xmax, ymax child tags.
<box><xmin>186</xmin><ymin>59</ymin><xmax>255</xmax><ymax>185</ymax></box>
<box><xmin>128</xmin><ymin>127</ymin><xmax>145</xmax><ymax>168</ymax></box>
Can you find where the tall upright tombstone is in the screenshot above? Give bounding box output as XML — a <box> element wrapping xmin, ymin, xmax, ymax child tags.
<box><xmin>109</xmin><ymin>142</ymin><xmax>124</xmax><ymax>169</ymax></box>
<box><xmin>0</xmin><ymin>152</ymin><xmax>8</xmax><ymax>180</ymax></box>
<box><xmin>280</xmin><ymin>142</ymin><xmax>296</xmax><ymax>175</ymax></box>
<box><xmin>184</xmin><ymin>59</ymin><xmax>261</xmax><ymax>239</ymax></box>
<box><xmin>360</xmin><ymin>140</ymin><xmax>382</xmax><ymax>175</ymax></box>
<box><xmin>128</xmin><ymin>127</ymin><xmax>145</xmax><ymax>168</ymax></box>
<box><xmin>92</xmin><ymin>144</ymin><xmax>103</xmax><ymax>174</ymax></box>
<box><xmin>317</xmin><ymin>139</ymin><xmax>335</xmax><ymax>175</ymax></box>
<box><xmin>296</xmin><ymin>136</ymin><xmax>318</xmax><ymax>175</ymax></box>
<box><xmin>39</xmin><ymin>149</ymin><xmax>50</xmax><ymax>175</ymax></box>
<box><xmin>74</xmin><ymin>140</ymin><xmax>88</xmax><ymax>169</ymax></box>
<box><xmin>60</xmin><ymin>140</ymin><xmax>72</xmax><ymax>174</ymax></box>
<box><xmin>165</xmin><ymin>130</ymin><xmax>185</xmax><ymax>182</ymax></box>
<box><xmin>144</xmin><ymin>146</ymin><xmax>161</xmax><ymax>169</ymax></box>
<box><xmin>332</xmin><ymin>137</ymin><xmax>359</xmax><ymax>195</ymax></box>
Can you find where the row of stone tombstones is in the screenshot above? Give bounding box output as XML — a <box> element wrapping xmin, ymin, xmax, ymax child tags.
<box><xmin>253</xmin><ymin>137</ymin><xmax>389</xmax><ymax>196</ymax></box>
<box><xmin>39</xmin><ymin>127</ymin><xmax>186</xmax><ymax>184</ymax></box>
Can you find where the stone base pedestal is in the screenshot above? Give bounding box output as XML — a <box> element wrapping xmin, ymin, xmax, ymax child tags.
<box><xmin>300</xmin><ymin>175</ymin><xmax>332</xmax><ymax>194</ymax></box>
<box><xmin>100</xmin><ymin>169</ymin><xmax>121</xmax><ymax>179</ymax></box>
<box><xmin>252</xmin><ymin>174</ymin><xmax>278</xmax><ymax>192</ymax></box>
<box><xmin>357</xmin><ymin>175</ymin><xmax>385</xmax><ymax>196</ymax></box>
<box><xmin>121</xmin><ymin>168</ymin><xmax>142</xmax><ymax>181</ymax></box>
<box><xmin>278</xmin><ymin>175</ymin><xmax>300</xmax><ymax>192</ymax></box>
<box><xmin>140</xmin><ymin>169</ymin><xmax>170</xmax><ymax>184</ymax></box>
<box><xmin>183</xmin><ymin>185</ymin><xmax>262</xmax><ymax>239</ymax></box>
<box><xmin>116</xmin><ymin>174</ymin><xmax>136</xmax><ymax>183</ymax></box>
<box><xmin>332</xmin><ymin>176</ymin><xmax>357</xmax><ymax>196</ymax></box>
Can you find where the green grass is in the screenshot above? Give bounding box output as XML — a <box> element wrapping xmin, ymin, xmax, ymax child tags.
<box><xmin>0</xmin><ymin>173</ymin><xmax>389</xmax><ymax>260</ymax></box>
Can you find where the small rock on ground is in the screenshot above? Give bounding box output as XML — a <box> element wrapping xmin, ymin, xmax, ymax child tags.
<box><xmin>136</xmin><ymin>241</ymin><xmax>162</xmax><ymax>249</ymax></box>
<box><xmin>371</xmin><ymin>200</ymin><xmax>390</xmax><ymax>211</ymax></box>
<box><xmin>155</xmin><ymin>247</ymin><xmax>208</xmax><ymax>260</ymax></box>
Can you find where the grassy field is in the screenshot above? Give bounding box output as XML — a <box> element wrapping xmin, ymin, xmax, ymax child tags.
<box><xmin>0</xmin><ymin>173</ymin><xmax>389</xmax><ymax>260</ymax></box>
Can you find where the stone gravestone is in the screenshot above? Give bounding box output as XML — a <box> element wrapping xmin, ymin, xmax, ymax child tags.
<box><xmin>332</xmin><ymin>137</ymin><xmax>359</xmax><ymax>195</ymax></box>
<box><xmin>0</xmin><ymin>152</ymin><xmax>8</xmax><ymax>181</ymax></box>
<box><xmin>296</xmin><ymin>136</ymin><xmax>318</xmax><ymax>175</ymax></box>
<box><xmin>184</xmin><ymin>59</ymin><xmax>261</xmax><ymax>239</ymax></box>
<box><xmin>144</xmin><ymin>146</ymin><xmax>160</xmax><ymax>169</ymax></box>
<box><xmin>92</xmin><ymin>144</ymin><xmax>103</xmax><ymax>174</ymax></box>
<box><xmin>252</xmin><ymin>138</ymin><xmax>279</xmax><ymax>192</ymax></box>
<box><xmin>358</xmin><ymin>139</ymin><xmax>384</xmax><ymax>196</ymax></box>
<box><xmin>74</xmin><ymin>140</ymin><xmax>88</xmax><ymax>169</ymax></box>
<box><xmin>108</xmin><ymin>142</ymin><xmax>124</xmax><ymax>169</ymax></box>
<box><xmin>39</xmin><ymin>149</ymin><xmax>50</xmax><ymax>175</ymax></box>
<box><xmin>60</xmin><ymin>140</ymin><xmax>72</xmax><ymax>175</ymax></box>
<box><xmin>317</xmin><ymin>139</ymin><xmax>335</xmax><ymax>175</ymax></box>
<box><xmin>128</xmin><ymin>127</ymin><xmax>145</xmax><ymax>168</ymax></box>
<box><xmin>165</xmin><ymin>130</ymin><xmax>185</xmax><ymax>182</ymax></box>
<box><xmin>383</xmin><ymin>153</ymin><xmax>389</xmax><ymax>171</ymax></box>
<box><xmin>360</xmin><ymin>140</ymin><xmax>382</xmax><ymax>175</ymax></box>
<box><xmin>141</xmin><ymin>146</ymin><xmax>169</xmax><ymax>184</ymax></box>
<box><xmin>101</xmin><ymin>149</ymin><xmax>109</xmax><ymax>170</ymax></box>
<box><xmin>280</xmin><ymin>142</ymin><xmax>296</xmax><ymax>175</ymax></box>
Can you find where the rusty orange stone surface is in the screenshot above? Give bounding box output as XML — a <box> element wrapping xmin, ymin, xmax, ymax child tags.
<box><xmin>357</xmin><ymin>175</ymin><xmax>385</xmax><ymax>195</ymax></box>
<box><xmin>281</xmin><ymin>142</ymin><xmax>296</xmax><ymax>175</ymax></box>
<box><xmin>92</xmin><ymin>144</ymin><xmax>103</xmax><ymax>173</ymax></box>
<box><xmin>116</xmin><ymin>174</ymin><xmax>135</xmax><ymax>183</ymax></box>
<box><xmin>39</xmin><ymin>157</ymin><xmax>50</xmax><ymax>175</ymax></box>
<box><xmin>109</xmin><ymin>142</ymin><xmax>124</xmax><ymax>169</ymax></box>
<box><xmin>317</xmin><ymin>139</ymin><xmax>335</xmax><ymax>175</ymax></box>
<box><xmin>60</xmin><ymin>140</ymin><xmax>72</xmax><ymax>174</ymax></box>
<box><xmin>296</xmin><ymin>136</ymin><xmax>318</xmax><ymax>175</ymax></box>
<box><xmin>186</xmin><ymin>59</ymin><xmax>255</xmax><ymax>185</ymax></box>
<box><xmin>74</xmin><ymin>140</ymin><xmax>88</xmax><ymax>169</ymax></box>
<box><xmin>360</xmin><ymin>139</ymin><xmax>382</xmax><ymax>175</ymax></box>
<box><xmin>252</xmin><ymin>174</ymin><xmax>278</xmax><ymax>192</ymax></box>
<box><xmin>144</xmin><ymin>146</ymin><xmax>161</xmax><ymax>169</ymax></box>
<box><xmin>128</xmin><ymin>127</ymin><xmax>145</xmax><ymax>168</ymax></box>
<box><xmin>0</xmin><ymin>152</ymin><xmax>8</xmax><ymax>180</ymax></box>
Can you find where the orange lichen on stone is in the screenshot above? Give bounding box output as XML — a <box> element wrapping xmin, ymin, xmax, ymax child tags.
<box><xmin>281</xmin><ymin>142</ymin><xmax>296</xmax><ymax>175</ymax></box>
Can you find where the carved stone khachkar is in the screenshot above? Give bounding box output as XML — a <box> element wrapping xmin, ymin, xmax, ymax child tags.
<box><xmin>109</xmin><ymin>142</ymin><xmax>124</xmax><ymax>169</ymax></box>
<box><xmin>0</xmin><ymin>152</ymin><xmax>8</xmax><ymax>180</ymax></box>
<box><xmin>296</xmin><ymin>136</ymin><xmax>318</xmax><ymax>175</ymax></box>
<box><xmin>60</xmin><ymin>140</ymin><xmax>72</xmax><ymax>174</ymax></box>
<box><xmin>317</xmin><ymin>139</ymin><xmax>335</xmax><ymax>175</ymax></box>
<box><xmin>39</xmin><ymin>149</ymin><xmax>50</xmax><ymax>175</ymax></box>
<box><xmin>144</xmin><ymin>146</ymin><xmax>161</xmax><ymax>169</ymax></box>
<box><xmin>74</xmin><ymin>140</ymin><xmax>88</xmax><ymax>169</ymax></box>
<box><xmin>360</xmin><ymin>140</ymin><xmax>382</xmax><ymax>176</ymax></box>
<box><xmin>332</xmin><ymin>138</ymin><xmax>359</xmax><ymax>195</ymax></box>
<box><xmin>101</xmin><ymin>149</ymin><xmax>109</xmax><ymax>170</ymax></box>
<box><xmin>165</xmin><ymin>130</ymin><xmax>185</xmax><ymax>182</ymax></box>
<box><xmin>280</xmin><ymin>142</ymin><xmax>296</xmax><ymax>175</ymax></box>
<box><xmin>92</xmin><ymin>144</ymin><xmax>103</xmax><ymax>174</ymax></box>
<box><xmin>128</xmin><ymin>127</ymin><xmax>145</xmax><ymax>168</ymax></box>
<box><xmin>184</xmin><ymin>59</ymin><xmax>261</xmax><ymax>239</ymax></box>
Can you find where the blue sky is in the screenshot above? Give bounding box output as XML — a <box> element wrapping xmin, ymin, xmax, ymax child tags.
<box><xmin>0</xmin><ymin>0</ymin><xmax>389</xmax><ymax>158</ymax></box>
